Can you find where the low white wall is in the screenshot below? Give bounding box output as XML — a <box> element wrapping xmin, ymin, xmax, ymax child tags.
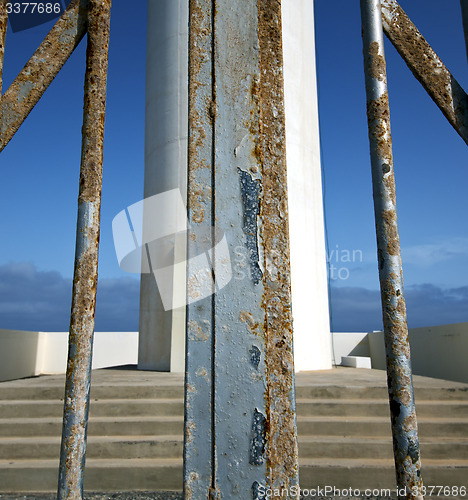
<box><xmin>369</xmin><ymin>322</ymin><xmax>468</xmax><ymax>384</ymax></box>
<box><xmin>0</xmin><ymin>330</ymin><xmax>139</xmax><ymax>382</ymax></box>
<box><xmin>331</xmin><ymin>332</ymin><xmax>370</xmax><ymax>365</ymax></box>
<box><xmin>0</xmin><ymin>329</ymin><xmax>42</xmax><ymax>382</ymax></box>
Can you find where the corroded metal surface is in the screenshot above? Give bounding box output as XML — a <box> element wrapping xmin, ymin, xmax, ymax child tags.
<box><xmin>381</xmin><ymin>0</ymin><xmax>468</xmax><ymax>146</ymax></box>
<box><xmin>184</xmin><ymin>0</ymin><xmax>215</xmax><ymax>498</ymax></box>
<box><xmin>0</xmin><ymin>0</ymin><xmax>6</xmax><ymax>98</ymax></box>
<box><xmin>257</xmin><ymin>0</ymin><xmax>298</xmax><ymax>494</ymax></box>
<box><xmin>461</xmin><ymin>0</ymin><xmax>468</xmax><ymax>64</ymax></box>
<box><xmin>185</xmin><ymin>0</ymin><xmax>298</xmax><ymax>497</ymax></box>
<box><xmin>361</xmin><ymin>1</ymin><xmax>424</xmax><ymax>499</ymax></box>
<box><xmin>57</xmin><ymin>1</ymin><xmax>111</xmax><ymax>498</ymax></box>
<box><xmin>0</xmin><ymin>0</ymin><xmax>88</xmax><ymax>152</ymax></box>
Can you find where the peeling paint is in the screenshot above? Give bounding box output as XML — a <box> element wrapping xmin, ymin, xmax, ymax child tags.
<box><xmin>249</xmin><ymin>346</ymin><xmax>261</xmax><ymax>370</ymax></box>
<box><xmin>238</xmin><ymin>167</ymin><xmax>263</xmax><ymax>285</ymax></box>
<box><xmin>250</xmin><ymin>408</ymin><xmax>266</xmax><ymax>466</ymax></box>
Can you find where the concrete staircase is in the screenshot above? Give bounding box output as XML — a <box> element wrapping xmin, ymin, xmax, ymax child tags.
<box><xmin>0</xmin><ymin>367</ymin><xmax>467</xmax><ymax>494</ymax></box>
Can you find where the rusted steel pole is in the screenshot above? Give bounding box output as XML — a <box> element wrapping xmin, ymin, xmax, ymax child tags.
<box><xmin>461</xmin><ymin>0</ymin><xmax>468</xmax><ymax>64</ymax></box>
<box><xmin>57</xmin><ymin>1</ymin><xmax>111</xmax><ymax>498</ymax></box>
<box><xmin>0</xmin><ymin>0</ymin><xmax>88</xmax><ymax>152</ymax></box>
<box><xmin>0</xmin><ymin>0</ymin><xmax>6</xmax><ymax>99</ymax></box>
<box><xmin>361</xmin><ymin>1</ymin><xmax>424</xmax><ymax>499</ymax></box>
<box><xmin>381</xmin><ymin>0</ymin><xmax>468</xmax><ymax>146</ymax></box>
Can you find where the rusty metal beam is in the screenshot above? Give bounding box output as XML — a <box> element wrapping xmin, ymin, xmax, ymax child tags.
<box><xmin>461</xmin><ymin>0</ymin><xmax>468</xmax><ymax>64</ymax></box>
<box><xmin>184</xmin><ymin>0</ymin><xmax>298</xmax><ymax>497</ymax></box>
<box><xmin>0</xmin><ymin>0</ymin><xmax>6</xmax><ymax>98</ymax></box>
<box><xmin>57</xmin><ymin>0</ymin><xmax>111</xmax><ymax>498</ymax></box>
<box><xmin>361</xmin><ymin>1</ymin><xmax>424</xmax><ymax>499</ymax></box>
<box><xmin>381</xmin><ymin>0</ymin><xmax>468</xmax><ymax>146</ymax></box>
<box><xmin>0</xmin><ymin>0</ymin><xmax>88</xmax><ymax>153</ymax></box>
<box><xmin>257</xmin><ymin>0</ymin><xmax>298</xmax><ymax>493</ymax></box>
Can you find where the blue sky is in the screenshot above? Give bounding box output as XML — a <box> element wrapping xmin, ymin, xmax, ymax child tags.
<box><xmin>0</xmin><ymin>0</ymin><xmax>467</xmax><ymax>332</ymax></box>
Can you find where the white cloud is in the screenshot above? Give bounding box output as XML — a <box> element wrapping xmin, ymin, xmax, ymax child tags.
<box><xmin>402</xmin><ymin>237</ymin><xmax>468</xmax><ymax>267</ymax></box>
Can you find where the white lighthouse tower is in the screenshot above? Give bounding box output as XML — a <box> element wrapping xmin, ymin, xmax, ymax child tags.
<box><xmin>139</xmin><ymin>0</ymin><xmax>332</xmax><ymax>372</ymax></box>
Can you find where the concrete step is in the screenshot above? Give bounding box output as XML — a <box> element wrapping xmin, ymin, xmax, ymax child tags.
<box><xmin>298</xmin><ymin>436</ymin><xmax>468</xmax><ymax>460</ymax></box>
<box><xmin>2</xmin><ymin>434</ymin><xmax>468</xmax><ymax>462</ymax></box>
<box><xmin>1</xmin><ymin>457</ymin><xmax>467</xmax><ymax>493</ymax></box>
<box><xmin>3</xmin><ymin>397</ymin><xmax>468</xmax><ymax>419</ymax></box>
<box><xmin>0</xmin><ymin>385</ymin><xmax>184</xmax><ymax>402</ymax></box>
<box><xmin>0</xmin><ymin>435</ymin><xmax>183</xmax><ymax>460</ymax></box>
<box><xmin>296</xmin><ymin>399</ymin><xmax>468</xmax><ymax>418</ymax></box>
<box><xmin>0</xmin><ymin>458</ymin><xmax>183</xmax><ymax>493</ymax></box>
<box><xmin>0</xmin><ymin>399</ymin><xmax>184</xmax><ymax>419</ymax></box>
<box><xmin>297</xmin><ymin>416</ymin><xmax>468</xmax><ymax>438</ymax></box>
<box><xmin>2</xmin><ymin>415</ymin><xmax>466</xmax><ymax>440</ymax></box>
<box><xmin>294</xmin><ymin>384</ymin><xmax>468</xmax><ymax>401</ymax></box>
<box><xmin>299</xmin><ymin>458</ymin><xmax>468</xmax><ymax>491</ymax></box>
<box><xmin>0</xmin><ymin>416</ymin><xmax>184</xmax><ymax>437</ymax></box>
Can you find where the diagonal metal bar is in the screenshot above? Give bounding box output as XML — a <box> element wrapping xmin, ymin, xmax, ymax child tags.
<box><xmin>461</xmin><ymin>0</ymin><xmax>468</xmax><ymax>64</ymax></box>
<box><xmin>361</xmin><ymin>1</ymin><xmax>424</xmax><ymax>498</ymax></box>
<box><xmin>57</xmin><ymin>0</ymin><xmax>111</xmax><ymax>498</ymax></box>
<box><xmin>381</xmin><ymin>0</ymin><xmax>468</xmax><ymax>146</ymax></box>
<box><xmin>0</xmin><ymin>0</ymin><xmax>6</xmax><ymax>98</ymax></box>
<box><xmin>0</xmin><ymin>0</ymin><xmax>88</xmax><ymax>153</ymax></box>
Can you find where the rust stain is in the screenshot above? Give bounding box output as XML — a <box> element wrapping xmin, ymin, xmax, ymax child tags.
<box><xmin>188</xmin><ymin>320</ymin><xmax>209</xmax><ymax>342</ymax></box>
<box><xmin>0</xmin><ymin>0</ymin><xmax>89</xmax><ymax>151</ymax></box>
<box><xmin>239</xmin><ymin>310</ymin><xmax>259</xmax><ymax>334</ymax></box>
<box><xmin>58</xmin><ymin>1</ymin><xmax>111</xmax><ymax>495</ymax></box>
<box><xmin>257</xmin><ymin>0</ymin><xmax>298</xmax><ymax>495</ymax></box>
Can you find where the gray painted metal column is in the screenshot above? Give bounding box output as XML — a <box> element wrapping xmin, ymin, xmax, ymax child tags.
<box><xmin>184</xmin><ymin>0</ymin><xmax>298</xmax><ymax>497</ymax></box>
<box><xmin>361</xmin><ymin>1</ymin><xmax>423</xmax><ymax>498</ymax></box>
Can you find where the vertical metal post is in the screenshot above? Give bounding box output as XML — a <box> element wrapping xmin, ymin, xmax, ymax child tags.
<box><xmin>57</xmin><ymin>1</ymin><xmax>111</xmax><ymax>498</ymax></box>
<box><xmin>361</xmin><ymin>1</ymin><xmax>424</xmax><ymax>498</ymax></box>
<box><xmin>184</xmin><ymin>0</ymin><xmax>298</xmax><ymax>497</ymax></box>
<box><xmin>461</xmin><ymin>0</ymin><xmax>468</xmax><ymax>63</ymax></box>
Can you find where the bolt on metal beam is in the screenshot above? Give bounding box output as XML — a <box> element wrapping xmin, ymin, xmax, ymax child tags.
<box><xmin>461</xmin><ymin>0</ymin><xmax>468</xmax><ymax>64</ymax></box>
<box><xmin>381</xmin><ymin>0</ymin><xmax>468</xmax><ymax>147</ymax></box>
<box><xmin>361</xmin><ymin>1</ymin><xmax>424</xmax><ymax>499</ymax></box>
<box><xmin>184</xmin><ymin>0</ymin><xmax>298</xmax><ymax>497</ymax></box>
<box><xmin>57</xmin><ymin>1</ymin><xmax>111</xmax><ymax>498</ymax></box>
<box><xmin>0</xmin><ymin>0</ymin><xmax>6</xmax><ymax>99</ymax></box>
<box><xmin>0</xmin><ymin>0</ymin><xmax>88</xmax><ymax>152</ymax></box>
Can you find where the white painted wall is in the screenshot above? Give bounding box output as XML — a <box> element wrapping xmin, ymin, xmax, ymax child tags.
<box><xmin>369</xmin><ymin>323</ymin><xmax>468</xmax><ymax>383</ymax></box>
<box><xmin>331</xmin><ymin>332</ymin><xmax>370</xmax><ymax>365</ymax></box>
<box><xmin>0</xmin><ymin>330</ymin><xmax>138</xmax><ymax>382</ymax></box>
<box><xmin>282</xmin><ymin>0</ymin><xmax>332</xmax><ymax>370</ymax></box>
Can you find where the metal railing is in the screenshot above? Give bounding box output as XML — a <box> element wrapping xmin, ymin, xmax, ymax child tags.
<box><xmin>1</xmin><ymin>0</ymin><xmax>467</xmax><ymax>498</ymax></box>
